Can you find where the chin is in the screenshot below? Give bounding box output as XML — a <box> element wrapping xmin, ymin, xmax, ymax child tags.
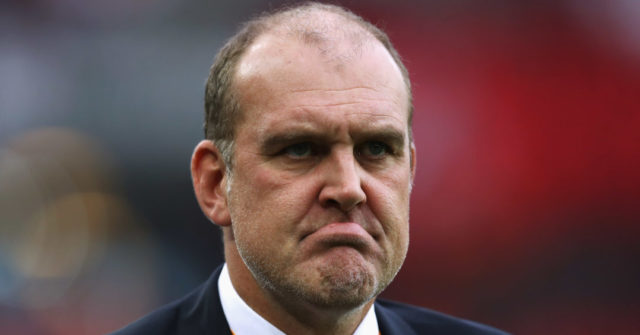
<box><xmin>309</xmin><ymin>257</ymin><xmax>380</xmax><ymax>309</ymax></box>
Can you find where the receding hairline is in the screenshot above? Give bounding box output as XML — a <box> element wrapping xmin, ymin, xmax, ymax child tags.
<box><xmin>255</xmin><ymin>4</ymin><xmax>378</xmax><ymax>47</ymax></box>
<box><xmin>230</xmin><ymin>5</ymin><xmax>412</xmax><ymax>115</ymax></box>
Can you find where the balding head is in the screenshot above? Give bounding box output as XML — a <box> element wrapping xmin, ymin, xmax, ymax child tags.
<box><xmin>204</xmin><ymin>2</ymin><xmax>412</xmax><ymax>169</ymax></box>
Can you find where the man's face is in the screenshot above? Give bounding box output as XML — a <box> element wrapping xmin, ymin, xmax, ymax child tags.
<box><xmin>226</xmin><ymin>33</ymin><xmax>414</xmax><ymax>309</ymax></box>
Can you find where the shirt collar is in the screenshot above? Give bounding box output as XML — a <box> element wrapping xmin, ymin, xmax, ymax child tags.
<box><xmin>218</xmin><ymin>263</ymin><xmax>380</xmax><ymax>335</ymax></box>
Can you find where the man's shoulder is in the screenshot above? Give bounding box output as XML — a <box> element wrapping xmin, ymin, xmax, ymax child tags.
<box><xmin>375</xmin><ymin>298</ymin><xmax>509</xmax><ymax>335</ymax></box>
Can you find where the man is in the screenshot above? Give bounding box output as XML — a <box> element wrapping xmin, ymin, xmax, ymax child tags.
<box><xmin>113</xmin><ymin>2</ymin><xmax>507</xmax><ymax>334</ymax></box>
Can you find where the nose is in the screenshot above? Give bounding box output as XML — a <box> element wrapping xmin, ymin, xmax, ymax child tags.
<box><xmin>318</xmin><ymin>150</ymin><xmax>366</xmax><ymax>212</ymax></box>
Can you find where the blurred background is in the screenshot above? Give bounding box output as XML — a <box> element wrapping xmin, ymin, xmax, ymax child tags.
<box><xmin>1</xmin><ymin>0</ymin><xmax>639</xmax><ymax>334</ymax></box>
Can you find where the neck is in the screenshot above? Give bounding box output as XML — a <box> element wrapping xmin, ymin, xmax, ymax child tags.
<box><xmin>223</xmin><ymin>230</ymin><xmax>373</xmax><ymax>335</ymax></box>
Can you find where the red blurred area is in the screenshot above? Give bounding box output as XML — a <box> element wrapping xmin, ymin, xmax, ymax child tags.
<box><xmin>355</xmin><ymin>1</ymin><xmax>640</xmax><ymax>334</ymax></box>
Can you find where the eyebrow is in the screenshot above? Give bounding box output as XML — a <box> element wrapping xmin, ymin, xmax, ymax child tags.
<box><xmin>355</xmin><ymin>129</ymin><xmax>406</xmax><ymax>150</ymax></box>
<box><xmin>260</xmin><ymin>131</ymin><xmax>328</xmax><ymax>154</ymax></box>
<box><xmin>259</xmin><ymin>127</ymin><xmax>407</xmax><ymax>154</ymax></box>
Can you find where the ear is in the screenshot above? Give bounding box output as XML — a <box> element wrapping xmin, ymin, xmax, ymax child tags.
<box><xmin>191</xmin><ymin>140</ymin><xmax>231</xmax><ymax>226</ymax></box>
<box><xmin>409</xmin><ymin>142</ymin><xmax>417</xmax><ymax>183</ymax></box>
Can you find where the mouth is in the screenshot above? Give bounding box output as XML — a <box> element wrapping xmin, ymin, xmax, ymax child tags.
<box><xmin>301</xmin><ymin>222</ymin><xmax>373</xmax><ymax>251</ymax></box>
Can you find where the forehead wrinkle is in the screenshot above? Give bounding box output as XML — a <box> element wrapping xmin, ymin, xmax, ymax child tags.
<box><xmin>289</xmin><ymin>86</ymin><xmax>378</xmax><ymax>94</ymax></box>
<box><xmin>285</xmin><ymin>88</ymin><xmax>401</xmax><ymax>103</ymax></box>
<box><xmin>283</xmin><ymin>79</ymin><xmax>408</xmax><ymax>113</ymax></box>
<box><xmin>256</xmin><ymin>107</ymin><xmax>406</xmax><ymax>142</ymax></box>
<box><xmin>290</xmin><ymin>100</ymin><xmax>393</xmax><ymax>110</ymax></box>
<box><xmin>343</xmin><ymin>110</ymin><xmax>406</xmax><ymax>132</ymax></box>
<box><xmin>281</xmin><ymin>87</ymin><xmax>406</xmax><ymax>110</ymax></box>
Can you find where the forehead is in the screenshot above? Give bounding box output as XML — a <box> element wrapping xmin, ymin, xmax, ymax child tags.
<box><xmin>233</xmin><ymin>31</ymin><xmax>409</xmax><ymax>120</ymax></box>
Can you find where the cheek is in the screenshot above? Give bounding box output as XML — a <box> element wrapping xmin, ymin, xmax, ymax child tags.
<box><xmin>251</xmin><ymin>169</ymin><xmax>315</xmax><ymax>214</ymax></box>
<box><xmin>229</xmin><ymin>160</ymin><xmax>294</xmax><ymax>211</ymax></box>
<box><xmin>376</xmin><ymin>192</ymin><xmax>410</xmax><ymax>240</ymax></box>
<box><xmin>369</xmin><ymin>168</ymin><xmax>412</xmax><ymax>212</ymax></box>
<box><xmin>229</xmin><ymin>165</ymin><xmax>319</xmax><ymax>236</ymax></box>
<box><xmin>367</xmin><ymin>173</ymin><xmax>411</xmax><ymax>241</ymax></box>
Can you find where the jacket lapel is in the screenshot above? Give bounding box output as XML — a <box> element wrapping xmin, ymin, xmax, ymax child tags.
<box><xmin>181</xmin><ymin>264</ymin><xmax>232</xmax><ymax>334</ymax></box>
<box><xmin>375</xmin><ymin>301</ymin><xmax>417</xmax><ymax>335</ymax></box>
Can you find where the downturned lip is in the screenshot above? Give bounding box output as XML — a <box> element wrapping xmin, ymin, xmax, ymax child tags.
<box><xmin>301</xmin><ymin>222</ymin><xmax>374</xmax><ymax>249</ymax></box>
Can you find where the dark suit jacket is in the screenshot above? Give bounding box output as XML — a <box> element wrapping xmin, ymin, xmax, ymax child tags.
<box><xmin>111</xmin><ymin>265</ymin><xmax>508</xmax><ymax>334</ymax></box>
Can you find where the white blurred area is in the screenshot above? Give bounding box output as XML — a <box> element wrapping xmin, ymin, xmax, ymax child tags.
<box><xmin>566</xmin><ymin>0</ymin><xmax>640</xmax><ymax>59</ymax></box>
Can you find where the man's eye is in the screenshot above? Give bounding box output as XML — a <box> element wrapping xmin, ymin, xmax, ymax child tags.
<box><xmin>284</xmin><ymin>143</ymin><xmax>313</xmax><ymax>158</ymax></box>
<box><xmin>361</xmin><ymin>141</ymin><xmax>390</xmax><ymax>158</ymax></box>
